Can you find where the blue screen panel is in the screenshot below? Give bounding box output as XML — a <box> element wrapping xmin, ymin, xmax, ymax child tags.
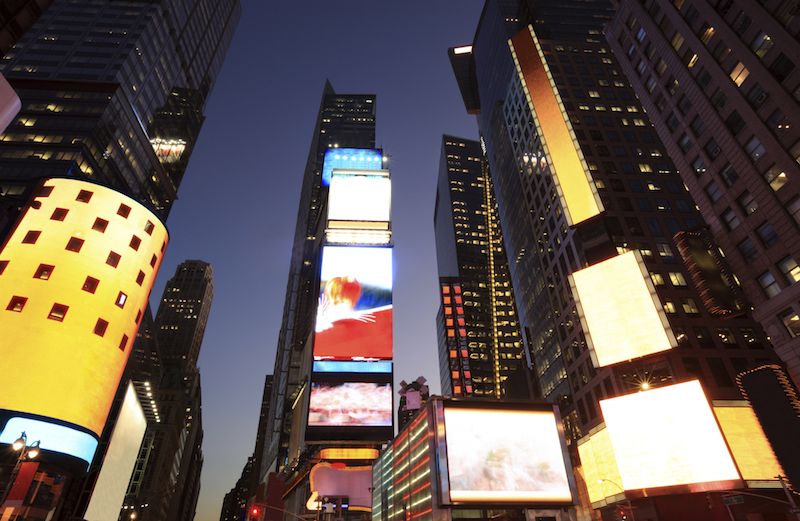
<box><xmin>313</xmin><ymin>361</ymin><xmax>393</xmax><ymax>374</ymax></box>
<box><xmin>0</xmin><ymin>416</ymin><xmax>98</xmax><ymax>467</ymax></box>
<box><xmin>322</xmin><ymin>148</ymin><xmax>383</xmax><ymax>186</ymax></box>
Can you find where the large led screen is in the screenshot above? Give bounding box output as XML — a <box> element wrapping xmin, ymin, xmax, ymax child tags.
<box><xmin>308</xmin><ymin>381</ymin><xmax>392</xmax><ymax>427</ymax></box>
<box><xmin>322</xmin><ymin>148</ymin><xmax>383</xmax><ymax>186</ymax></box>
<box><xmin>570</xmin><ymin>250</ymin><xmax>676</xmax><ymax>368</ymax></box>
<box><xmin>713</xmin><ymin>402</ymin><xmax>783</xmax><ymax>482</ymax></box>
<box><xmin>328</xmin><ymin>171</ymin><xmax>391</xmax><ymax>223</ymax></box>
<box><xmin>600</xmin><ymin>380</ymin><xmax>740</xmax><ymax>491</ymax></box>
<box><xmin>442</xmin><ymin>406</ymin><xmax>573</xmax><ymax>504</ymax></box>
<box><xmin>314</xmin><ymin>246</ymin><xmax>392</xmax><ymax>361</ymax></box>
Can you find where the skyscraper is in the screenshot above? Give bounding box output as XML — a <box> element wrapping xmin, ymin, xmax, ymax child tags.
<box><xmin>121</xmin><ymin>260</ymin><xmax>214</xmax><ymax>521</ymax></box>
<box><xmin>0</xmin><ymin>1</ymin><xmax>53</xmax><ymax>57</ymax></box>
<box><xmin>0</xmin><ymin>0</ymin><xmax>240</xmax><ymax>218</ymax></box>
<box><xmin>260</xmin><ymin>82</ymin><xmax>376</xmax><ymax>478</ymax></box>
<box><xmin>450</xmin><ymin>1</ymin><xmax>786</xmax><ymax>517</ymax></box>
<box><xmin>434</xmin><ymin>135</ymin><xmax>528</xmax><ymax>399</ymax></box>
<box><xmin>606</xmin><ymin>0</ymin><xmax>800</xmax><ymax>386</ymax></box>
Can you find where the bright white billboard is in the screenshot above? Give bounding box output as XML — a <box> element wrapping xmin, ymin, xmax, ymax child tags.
<box><xmin>443</xmin><ymin>406</ymin><xmax>573</xmax><ymax>504</ymax></box>
<box><xmin>83</xmin><ymin>382</ymin><xmax>147</xmax><ymax>521</ymax></box>
<box><xmin>328</xmin><ymin>170</ymin><xmax>391</xmax><ymax>223</ymax></box>
<box><xmin>600</xmin><ymin>380</ymin><xmax>740</xmax><ymax>491</ymax></box>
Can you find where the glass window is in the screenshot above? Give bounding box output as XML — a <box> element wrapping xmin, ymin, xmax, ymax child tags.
<box><xmin>720</xmin><ymin>164</ymin><xmax>739</xmax><ymax>186</ymax></box>
<box><xmin>770</xmin><ymin>53</ymin><xmax>795</xmax><ymax>82</ymax></box>
<box><xmin>788</xmin><ymin>197</ymin><xmax>800</xmax><ymax>225</ymax></box>
<box><xmin>778</xmin><ymin>308</ymin><xmax>800</xmax><ymax>337</ymax></box>
<box><xmin>705</xmin><ymin>181</ymin><xmax>723</xmax><ymax>202</ymax></box>
<box><xmin>663</xmin><ymin>299</ymin><xmax>677</xmax><ymax>313</ymax></box>
<box><xmin>756</xmin><ymin>221</ymin><xmax>779</xmax><ymax>247</ymax></box>
<box><xmin>738</xmin><ymin>191</ymin><xmax>758</xmax><ymax>214</ymax></box>
<box><xmin>745</xmin><ymin>136</ymin><xmax>767</xmax><ymax>161</ymax></box>
<box><xmin>721</xmin><ymin>208</ymin><xmax>740</xmax><ymax>230</ymax></box>
<box><xmin>758</xmin><ymin>271</ymin><xmax>781</xmax><ymax>297</ymax></box>
<box><xmin>767</xmin><ymin>109</ymin><xmax>790</xmax><ymax>133</ymax></box>
<box><xmin>765</xmin><ymin>165</ymin><xmax>788</xmax><ymax>191</ymax></box>
<box><xmin>729</xmin><ymin>62</ymin><xmax>750</xmax><ymax>86</ymax></box>
<box><xmin>747</xmin><ymin>83</ymin><xmax>768</xmax><ymax>108</ymax></box>
<box><xmin>716</xmin><ymin>328</ymin><xmax>736</xmax><ymax>345</ymax></box>
<box><xmin>669</xmin><ymin>272</ymin><xmax>688</xmax><ymax>286</ymax></box>
<box><xmin>48</xmin><ymin>303</ymin><xmax>69</xmax><ymax>322</ymax></box>
<box><xmin>778</xmin><ymin>256</ymin><xmax>800</xmax><ymax>283</ymax></box>
<box><xmin>657</xmin><ymin>243</ymin><xmax>674</xmax><ymax>258</ymax></box>
<box><xmin>6</xmin><ymin>296</ymin><xmax>27</xmax><ymax>312</ymax></box>
<box><xmin>700</xmin><ymin>24</ymin><xmax>715</xmax><ymax>44</ymax></box>
<box><xmin>33</xmin><ymin>264</ymin><xmax>54</xmax><ymax>280</ymax></box>
<box><xmin>651</xmin><ymin>272</ymin><xmax>665</xmax><ymax>285</ymax></box>
<box><xmin>737</xmin><ymin>237</ymin><xmax>759</xmax><ymax>261</ymax></box>
<box><xmin>678</xmin><ymin>133</ymin><xmax>693</xmax><ymax>152</ymax></box>
<box><xmin>751</xmin><ymin>32</ymin><xmax>773</xmax><ymax>57</ymax></box>
<box><xmin>724</xmin><ymin>111</ymin><xmax>745</xmax><ymax>135</ymax></box>
<box><xmin>704</xmin><ymin>138</ymin><xmax>721</xmax><ymax>159</ymax></box>
<box><xmin>683</xmin><ymin>298</ymin><xmax>700</xmax><ymax>314</ymax></box>
<box><xmin>691</xmin><ymin>157</ymin><xmax>707</xmax><ymax>176</ymax></box>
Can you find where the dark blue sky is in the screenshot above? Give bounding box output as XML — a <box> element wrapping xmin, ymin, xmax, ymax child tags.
<box><xmin>149</xmin><ymin>2</ymin><xmax>483</xmax><ymax>519</ymax></box>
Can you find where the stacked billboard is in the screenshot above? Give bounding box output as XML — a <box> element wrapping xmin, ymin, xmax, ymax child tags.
<box><xmin>306</xmin><ymin>150</ymin><xmax>393</xmax><ymax>443</ymax></box>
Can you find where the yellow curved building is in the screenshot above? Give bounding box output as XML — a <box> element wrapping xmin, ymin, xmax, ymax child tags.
<box><xmin>0</xmin><ymin>178</ymin><xmax>168</xmax><ymax>437</ymax></box>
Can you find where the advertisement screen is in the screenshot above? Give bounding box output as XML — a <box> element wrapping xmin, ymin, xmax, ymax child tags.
<box><xmin>713</xmin><ymin>402</ymin><xmax>783</xmax><ymax>482</ymax></box>
<box><xmin>571</xmin><ymin>250</ymin><xmax>675</xmax><ymax>368</ymax></box>
<box><xmin>322</xmin><ymin>148</ymin><xmax>383</xmax><ymax>186</ymax></box>
<box><xmin>600</xmin><ymin>380</ymin><xmax>740</xmax><ymax>491</ymax></box>
<box><xmin>328</xmin><ymin>171</ymin><xmax>391</xmax><ymax>223</ymax></box>
<box><xmin>314</xmin><ymin>246</ymin><xmax>392</xmax><ymax>361</ymax></box>
<box><xmin>308</xmin><ymin>381</ymin><xmax>392</xmax><ymax>427</ymax></box>
<box><xmin>443</xmin><ymin>406</ymin><xmax>573</xmax><ymax>504</ymax></box>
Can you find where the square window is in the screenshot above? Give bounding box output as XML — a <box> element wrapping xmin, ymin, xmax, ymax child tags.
<box><xmin>745</xmin><ymin>136</ymin><xmax>766</xmax><ymax>161</ymax></box>
<box><xmin>82</xmin><ymin>276</ymin><xmax>100</xmax><ymax>293</ymax></box>
<box><xmin>737</xmin><ymin>238</ymin><xmax>759</xmax><ymax>261</ymax></box>
<box><xmin>6</xmin><ymin>296</ymin><xmax>27</xmax><ymax>312</ymax></box>
<box><xmin>33</xmin><ymin>264</ymin><xmax>55</xmax><ymax>280</ymax></box>
<box><xmin>778</xmin><ymin>256</ymin><xmax>800</xmax><ymax>283</ymax></box>
<box><xmin>778</xmin><ymin>308</ymin><xmax>800</xmax><ymax>338</ymax></box>
<box><xmin>50</xmin><ymin>208</ymin><xmax>68</xmax><ymax>221</ymax></box>
<box><xmin>765</xmin><ymin>165</ymin><xmax>788</xmax><ymax>191</ymax></box>
<box><xmin>682</xmin><ymin>298</ymin><xmax>700</xmax><ymax>314</ymax></box>
<box><xmin>94</xmin><ymin>318</ymin><xmax>109</xmax><ymax>337</ymax></box>
<box><xmin>669</xmin><ymin>272</ymin><xmax>687</xmax><ymax>286</ymax></box>
<box><xmin>721</xmin><ymin>208</ymin><xmax>740</xmax><ymax>230</ymax></box>
<box><xmin>756</xmin><ymin>221</ymin><xmax>779</xmax><ymax>247</ymax></box>
<box><xmin>65</xmin><ymin>237</ymin><xmax>85</xmax><ymax>253</ymax></box>
<box><xmin>720</xmin><ymin>164</ymin><xmax>739</xmax><ymax>186</ymax></box>
<box><xmin>738</xmin><ymin>191</ymin><xmax>758</xmax><ymax>214</ymax></box>
<box><xmin>724</xmin><ymin>111</ymin><xmax>745</xmax><ymax>135</ymax></box>
<box><xmin>135</xmin><ymin>309</ymin><xmax>142</xmax><ymax>323</ymax></box>
<box><xmin>769</xmin><ymin>53</ymin><xmax>795</xmax><ymax>82</ymax></box>
<box><xmin>716</xmin><ymin>328</ymin><xmax>736</xmax><ymax>345</ymax></box>
<box><xmin>788</xmin><ymin>197</ymin><xmax>800</xmax><ymax>225</ymax></box>
<box><xmin>691</xmin><ymin>157</ymin><xmax>707</xmax><ymax>176</ymax></box>
<box><xmin>704</xmin><ymin>138</ymin><xmax>721</xmax><ymax>159</ymax></box>
<box><xmin>758</xmin><ymin>271</ymin><xmax>781</xmax><ymax>297</ymax></box>
<box><xmin>48</xmin><ymin>303</ymin><xmax>68</xmax><ymax>322</ymax></box>
<box><xmin>37</xmin><ymin>185</ymin><xmax>54</xmax><ymax>198</ymax></box>
<box><xmin>119</xmin><ymin>334</ymin><xmax>129</xmax><ymax>351</ymax></box>
<box><xmin>144</xmin><ymin>221</ymin><xmax>155</xmax><ymax>235</ymax></box>
<box><xmin>117</xmin><ymin>204</ymin><xmax>131</xmax><ymax>218</ymax></box>
<box><xmin>76</xmin><ymin>190</ymin><xmax>93</xmax><ymax>203</ymax></box>
<box><xmin>729</xmin><ymin>62</ymin><xmax>749</xmax><ymax>86</ymax></box>
<box><xmin>22</xmin><ymin>230</ymin><xmax>41</xmax><ymax>244</ymax></box>
<box><xmin>0</xmin><ymin>260</ymin><xmax>8</xmax><ymax>276</ymax></box>
<box><xmin>705</xmin><ymin>181</ymin><xmax>723</xmax><ymax>202</ymax></box>
<box><xmin>129</xmin><ymin>235</ymin><xmax>141</xmax><ymax>251</ymax></box>
<box><xmin>106</xmin><ymin>251</ymin><xmax>121</xmax><ymax>268</ymax></box>
<box><xmin>92</xmin><ymin>218</ymin><xmax>109</xmax><ymax>233</ymax></box>
<box><xmin>136</xmin><ymin>270</ymin><xmax>145</xmax><ymax>286</ymax></box>
<box><xmin>651</xmin><ymin>272</ymin><xmax>665</xmax><ymax>285</ymax></box>
<box><xmin>116</xmin><ymin>291</ymin><xmax>127</xmax><ymax>308</ymax></box>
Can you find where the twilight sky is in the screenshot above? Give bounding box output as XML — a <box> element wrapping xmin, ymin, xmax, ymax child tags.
<box><xmin>148</xmin><ymin>2</ymin><xmax>484</xmax><ymax>519</ymax></box>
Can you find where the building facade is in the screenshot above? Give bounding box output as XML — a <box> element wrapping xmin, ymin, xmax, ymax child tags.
<box><xmin>0</xmin><ymin>0</ymin><xmax>53</xmax><ymax>58</ymax></box>
<box><xmin>606</xmin><ymin>0</ymin><xmax>800</xmax><ymax>386</ymax></box>
<box><xmin>434</xmin><ymin>135</ymin><xmax>528</xmax><ymax>399</ymax></box>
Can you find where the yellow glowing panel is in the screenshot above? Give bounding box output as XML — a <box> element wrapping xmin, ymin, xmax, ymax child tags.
<box><xmin>0</xmin><ymin>179</ymin><xmax>168</xmax><ymax>435</ymax></box>
<box><xmin>577</xmin><ymin>427</ymin><xmax>623</xmax><ymax>504</ymax></box>
<box><xmin>443</xmin><ymin>407</ymin><xmax>573</xmax><ymax>504</ymax></box>
<box><xmin>319</xmin><ymin>448</ymin><xmax>380</xmax><ymax>461</ymax></box>
<box><xmin>510</xmin><ymin>26</ymin><xmax>603</xmax><ymax>226</ymax></box>
<box><xmin>600</xmin><ymin>380</ymin><xmax>740</xmax><ymax>491</ymax></box>
<box><xmin>713</xmin><ymin>402</ymin><xmax>783</xmax><ymax>482</ymax></box>
<box><xmin>570</xmin><ymin>250</ymin><xmax>676</xmax><ymax>368</ymax></box>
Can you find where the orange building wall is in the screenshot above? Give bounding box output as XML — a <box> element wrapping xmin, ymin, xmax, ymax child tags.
<box><xmin>0</xmin><ymin>178</ymin><xmax>168</xmax><ymax>436</ymax></box>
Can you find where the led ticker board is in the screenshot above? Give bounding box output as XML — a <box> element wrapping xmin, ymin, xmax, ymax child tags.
<box><xmin>438</xmin><ymin>402</ymin><xmax>575</xmax><ymax>505</ymax></box>
<box><xmin>570</xmin><ymin>250</ymin><xmax>676</xmax><ymax>368</ymax></box>
<box><xmin>0</xmin><ymin>178</ymin><xmax>167</xmax><ymax>448</ymax></box>
<box><xmin>322</xmin><ymin>148</ymin><xmax>383</xmax><ymax>186</ymax></box>
<box><xmin>314</xmin><ymin>245</ymin><xmax>392</xmax><ymax>361</ymax></box>
<box><xmin>599</xmin><ymin>380</ymin><xmax>741</xmax><ymax>492</ymax></box>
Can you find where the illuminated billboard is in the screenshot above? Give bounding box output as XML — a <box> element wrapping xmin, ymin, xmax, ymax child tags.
<box><xmin>599</xmin><ymin>380</ymin><xmax>741</xmax><ymax>492</ymax></box>
<box><xmin>83</xmin><ymin>382</ymin><xmax>147</xmax><ymax>521</ymax></box>
<box><xmin>314</xmin><ymin>245</ymin><xmax>392</xmax><ymax>361</ymax></box>
<box><xmin>308</xmin><ymin>381</ymin><xmax>392</xmax><ymax>428</ymax></box>
<box><xmin>322</xmin><ymin>148</ymin><xmax>383</xmax><ymax>186</ymax></box>
<box><xmin>0</xmin><ymin>179</ymin><xmax>167</xmax><ymax>443</ymax></box>
<box><xmin>577</xmin><ymin>426</ymin><xmax>623</xmax><ymax>504</ymax></box>
<box><xmin>328</xmin><ymin>170</ymin><xmax>391</xmax><ymax>223</ymax></box>
<box><xmin>440</xmin><ymin>403</ymin><xmax>574</xmax><ymax>505</ymax></box>
<box><xmin>713</xmin><ymin>401</ymin><xmax>783</xmax><ymax>483</ymax></box>
<box><xmin>570</xmin><ymin>250</ymin><xmax>676</xmax><ymax>368</ymax></box>
<box><xmin>510</xmin><ymin>27</ymin><xmax>602</xmax><ymax>226</ymax></box>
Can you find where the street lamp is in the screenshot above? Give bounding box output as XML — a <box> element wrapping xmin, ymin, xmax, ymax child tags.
<box><xmin>598</xmin><ymin>478</ymin><xmax>637</xmax><ymax>521</ymax></box>
<box><xmin>1</xmin><ymin>432</ymin><xmax>42</xmax><ymax>508</ymax></box>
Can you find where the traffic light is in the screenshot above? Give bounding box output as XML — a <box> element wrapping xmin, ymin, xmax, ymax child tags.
<box><xmin>249</xmin><ymin>506</ymin><xmax>262</xmax><ymax>520</ymax></box>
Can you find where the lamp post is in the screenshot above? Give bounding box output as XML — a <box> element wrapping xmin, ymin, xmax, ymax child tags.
<box><xmin>598</xmin><ymin>479</ymin><xmax>636</xmax><ymax>521</ymax></box>
<box><xmin>1</xmin><ymin>432</ymin><xmax>41</xmax><ymax>508</ymax></box>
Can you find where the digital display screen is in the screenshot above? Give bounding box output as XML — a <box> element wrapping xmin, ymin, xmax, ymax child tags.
<box><xmin>443</xmin><ymin>406</ymin><xmax>573</xmax><ymax>504</ymax></box>
<box><xmin>308</xmin><ymin>381</ymin><xmax>392</xmax><ymax>427</ymax></box>
<box><xmin>600</xmin><ymin>380</ymin><xmax>740</xmax><ymax>491</ymax></box>
<box><xmin>328</xmin><ymin>171</ymin><xmax>391</xmax><ymax>223</ymax></box>
<box><xmin>322</xmin><ymin>148</ymin><xmax>383</xmax><ymax>186</ymax></box>
<box><xmin>314</xmin><ymin>246</ymin><xmax>392</xmax><ymax>361</ymax></box>
<box><xmin>313</xmin><ymin>361</ymin><xmax>392</xmax><ymax>373</ymax></box>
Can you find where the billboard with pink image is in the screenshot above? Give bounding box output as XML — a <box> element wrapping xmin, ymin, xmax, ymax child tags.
<box><xmin>308</xmin><ymin>381</ymin><xmax>392</xmax><ymax>427</ymax></box>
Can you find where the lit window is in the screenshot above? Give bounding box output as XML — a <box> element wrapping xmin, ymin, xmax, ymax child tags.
<box><xmin>751</xmin><ymin>32</ymin><xmax>773</xmax><ymax>58</ymax></box>
<box><xmin>669</xmin><ymin>272</ymin><xmax>687</xmax><ymax>286</ymax></box>
<box><xmin>116</xmin><ymin>291</ymin><xmax>128</xmax><ymax>308</ymax></box>
<box><xmin>663</xmin><ymin>299</ymin><xmax>677</xmax><ymax>313</ymax></box>
<box><xmin>671</xmin><ymin>32</ymin><xmax>685</xmax><ymax>51</ymax></box>
<box><xmin>65</xmin><ymin>237</ymin><xmax>84</xmax><ymax>253</ymax></box>
<box><xmin>758</xmin><ymin>271</ymin><xmax>781</xmax><ymax>297</ymax></box>
<box><xmin>650</xmin><ymin>272</ymin><xmax>665</xmax><ymax>285</ymax></box>
<box><xmin>6</xmin><ymin>296</ymin><xmax>27</xmax><ymax>312</ymax></box>
<box><xmin>700</xmin><ymin>25</ymin><xmax>715</xmax><ymax>44</ymax></box>
<box><xmin>33</xmin><ymin>264</ymin><xmax>54</xmax><ymax>280</ymax></box>
<box><xmin>691</xmin><ymin>157</ymin><xmax>706</xmax><ymax>176</ymax></box>
<box><xmin>716</xmin><ymin>328</ymin><xmax>736</xmax><ymax>345</ymax></box>
<box><xmin>778</xmin><ymin>257</ymin><xmax>800</xmax><ymax>283</ymax></box>
<box><xmin>765</xmin><ymin>165</ymin><xmax>788</xmax><ymax>191</ymax></box>
<box><xmin>729</xmin><ymin>62</ymin><xmax>749</xmax><ymax>86</ymax></box>
<box><xmin>48</xmin><ymin>303</ymin><xmax>69</xmax><ymax>322</ymax></box>
<box><xmin>657</xmin><ymin>243</ymin><xmax>674</xmax><ymax>258</ymax></box>
<box><xmin>589</xmin><ymin>90</ymin><xmax>600</xmax><ymax>98</ymax></box>
<box><xmin>682</xmin><ymin>299</ymin><xmax>700</xmax><ymax>314</ymax></box>
<box><xmin>778</xmin><ymin>309</ymin><xmax>800</xmax><ymax>338</ymax></box>
<box><xmin>705</xmin><ymin>181</ymin><xmax>723</xmax><ymax>203</ymax></box>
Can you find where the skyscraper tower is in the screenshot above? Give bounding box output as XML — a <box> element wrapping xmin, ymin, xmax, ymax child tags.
<box><xmin>450</xmin><ymin>1</ymin><xmax>787</xmax><ymax>517</ymax></box>
<box><xmin>606</xmin><ymin>0</ymin><xmax>800</xmax><ymax>386</ymax></box>
<box><xmin>0</xmin><ymin>0</ymin><xmax>240</xmax><ymax>218</ymax></box>
<box><xmin>261</xmin><ymin>82</ymin><xmax>376</xmax><ymax>478</ymax></box>
<box><xmin>434</xmin><ymin>135</ymin><xmax>529</xmax><ymax>399</ymax></box>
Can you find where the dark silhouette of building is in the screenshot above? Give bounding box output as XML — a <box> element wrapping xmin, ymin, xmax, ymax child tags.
<box><xmin>397</xmin><ymin>377</ymin><xmax>430</xmax><ymax>431</ymax></box>
<box><xmin>260</xmin><ymin>82</ymin><xmax>376</xmax><ymax>478</ymax></box>
<box><xmin>434</xmin><ymin>135</ymin><xmax>530</xmax><ymax>399</ymax></box>
<box><xmin>606</xmin><ymin>0</ymin><xmax>800</xmax><ymax>387</ymax></box>
<box><xmin>0</xmin><ymin>0</ymin><xmax>53</xmax><ymax>57</ymax></box>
